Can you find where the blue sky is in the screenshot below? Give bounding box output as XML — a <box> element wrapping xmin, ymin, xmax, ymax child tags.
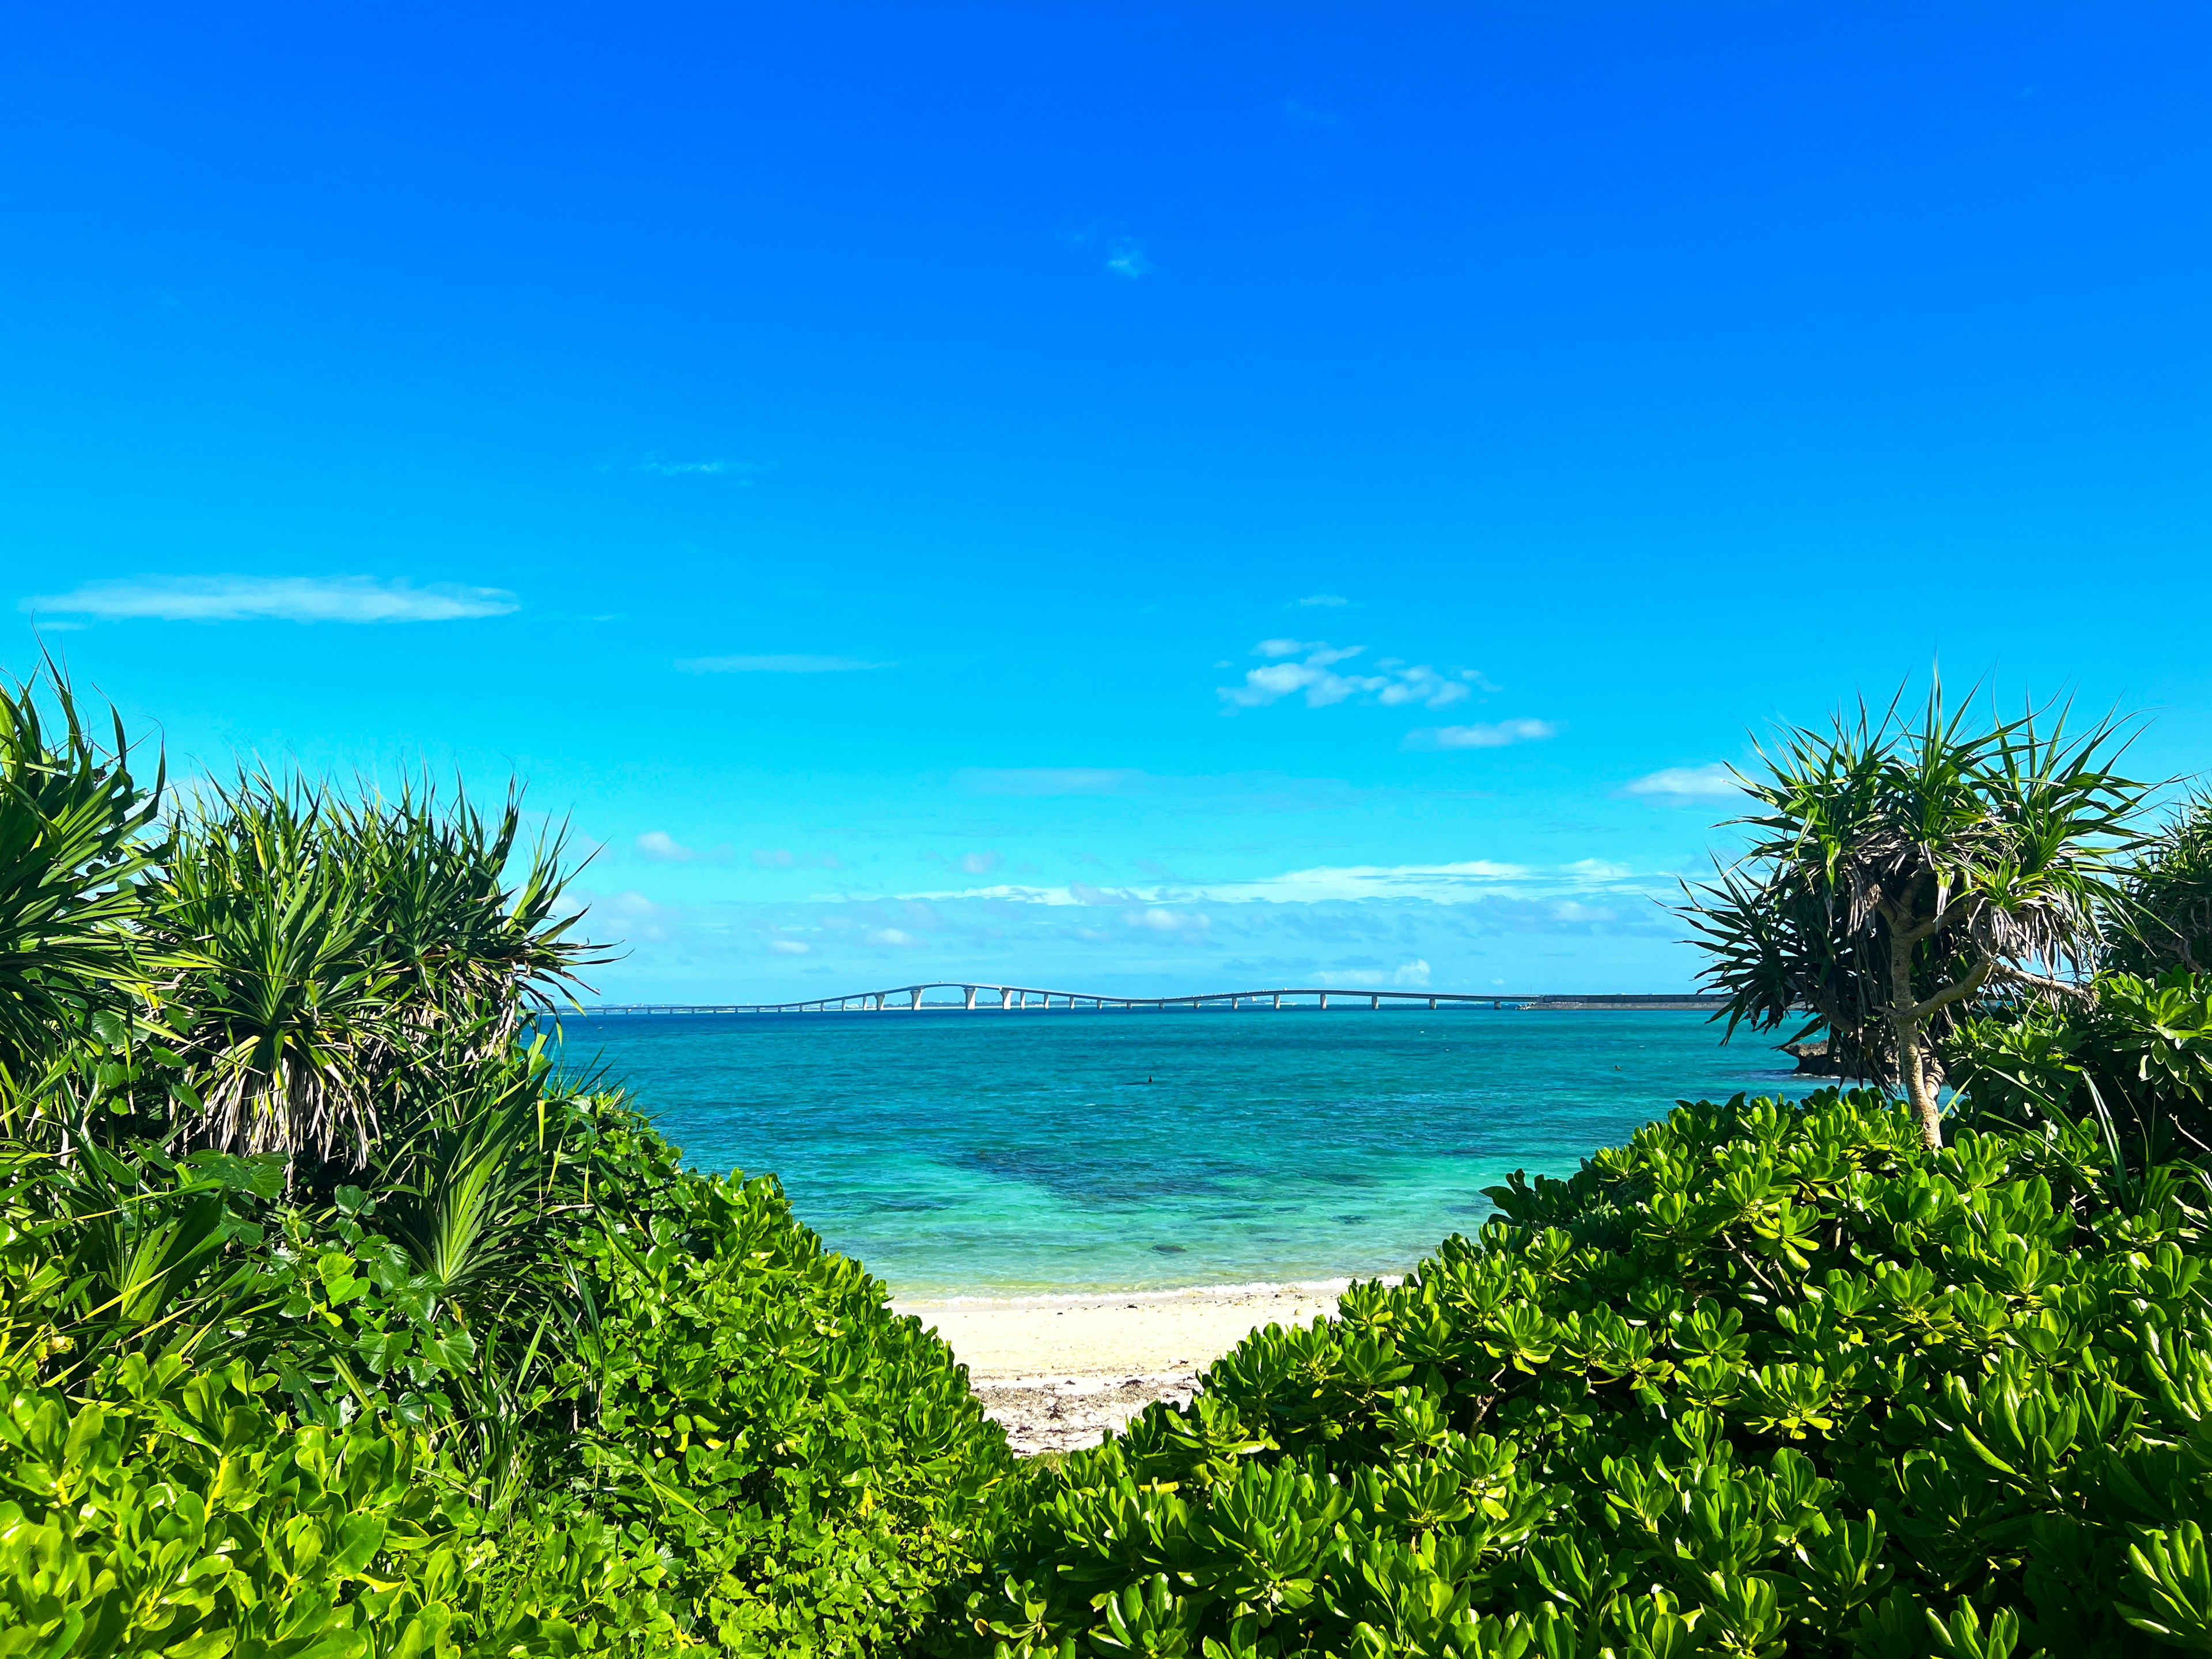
<box><xmin>4</xmin><ymin>3</ymin><xmax>2207</xmax><ymax>999</ymax></box>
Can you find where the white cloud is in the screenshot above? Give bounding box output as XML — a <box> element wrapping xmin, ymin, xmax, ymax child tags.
<box><xmin>577</xmin><ymin>888</ymin><xmax>680</xmax><ymax>942</ymax></box>
<box><xmin>865</xmin><ymin>927</ymin><xmax>920</xmax><ymax>946</ymax></box>
<box><xmin>1563</xmin><ymin>858</ymin><xmax>1635</xmax><ymax>880</ymax></box>
<box><xmin>637</xmin><ymin>830</ymin><xmax>733</xmax><ymax>863</ymax></box>
<box><xmin>20</xmin><ymin>575</ymin><xmax>518</xmax><ymax>624</ymax></box>
<box><xmin>1624</xmin><ymin>763</ymin><xmax>1741</xmax><ymax>801</ymax></box>
<box><xmin>1219</xmin><ymin>641</ymin><xmax>1478</xmax><ymax>712</ymax></box>
<box><xmin>960</xmin><ymin>851</ymin><xmax>1002</xmax><ymax>876</ymax></box>
<box><xmin>1293</xmin><ymin>593</ymin><xmax>1349</xmax><ymax>608</ymax></box>
<box><xmin>1105</xmin><ymin>237</ymin><xmax>1152</xmax><ymax>279</ymax></box>
<box><xmin>676</xmin><ymin>654</ymin><xmax>893</xmax><ymax>674</ymax></box>
<box><xmin>878</xmin><ymin>858</ymin><xmax>1665</xmax><ymax>908</ymax></box>
<box><xmin>770</xmin><ymin>938</ymin><xmax>810</xmax><ymax>955</ymax></box>
<box><xmin>1129</xmin><ymin>907</ymin><xmax>1210</xmax><ymax>934</ymax></box>
<box><xmin>1407</xmin><ymin>719</ymin><xmax>1559</xmax><ymax>751</ymax></box>
<box><xmin>635</xmin><ymin>458</ymin><xmax>756</xmax><ymax>479</ymax></box>
<box><xmin>1316</xmin><ymin>958</ymin><xmax>1433</xmax><ymax>987</ymax></box>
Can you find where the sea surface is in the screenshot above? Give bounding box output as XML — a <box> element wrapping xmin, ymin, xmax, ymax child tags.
<box><xmin>549</xmin><ymin>1007</ymin><xmax>1806</xmax><ymax>1299</ymax></box>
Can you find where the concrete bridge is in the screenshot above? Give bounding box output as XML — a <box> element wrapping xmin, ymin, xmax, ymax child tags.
<box><xmin>576</xmin><ymin>984</ymin><xmax>1726</xmax><ymax>1016</ymax></box>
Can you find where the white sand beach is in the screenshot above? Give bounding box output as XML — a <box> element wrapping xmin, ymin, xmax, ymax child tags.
<box><xmin>895</xmin><ymin>1284</ymin><xmax>1343</xmax><ymax>1455</ymax></box>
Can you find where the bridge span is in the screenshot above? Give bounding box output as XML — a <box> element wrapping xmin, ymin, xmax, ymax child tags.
<box><xmin>574</xmin><ymin>984</ymin><xmax>1726</xmax><ymax>1016</ymax></box>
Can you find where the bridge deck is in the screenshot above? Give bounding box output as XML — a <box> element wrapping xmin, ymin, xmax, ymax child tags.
<box><xmin>569</xmin><ymin>984</ymin><xmax>1725</xmax><ymax>1016</ymax></box>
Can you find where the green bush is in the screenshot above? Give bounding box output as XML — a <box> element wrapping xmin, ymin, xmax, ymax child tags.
<box><xmin>0</xmin><ymin>1345</ymin><xmax>688</xmax><ymax>1658</ymax></box>
<box><xmin>0</xmin><ymin>1087</ymin><xmax>1016</xmax><ymax>1656</ymax></box>
<box><xmin>580</xmin><ymin>1120</ymin><xmax>1018</xmax><ymax>1653</ymax></box>
<box><xmin>1948</xmin><ymin>971</ymin><xmax>2212</xmax><ymax>1160</ymax></box>
<box><xmin>0</xmin><ymin>665</ymin><xmax>1018</xmax><ymax>1654</ymax></box>
<box><xmin>947</xmin><ymin>1090</ymin><xmax>2212</xmax><ymax>1658</ymax></box>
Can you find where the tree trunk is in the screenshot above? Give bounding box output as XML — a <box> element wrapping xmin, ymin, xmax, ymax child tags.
<box><xmin>1891</xmin><ymin>931</ymin><xmax>1943</xmax><ymax>1150</ymax></box>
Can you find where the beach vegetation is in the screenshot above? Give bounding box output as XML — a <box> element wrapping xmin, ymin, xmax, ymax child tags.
<box><xmin>2109</xmin><ymin>796</ymin><xmax>2212</xmax><ymax>976</ymax></box>
<box><xmin>1684</xmin><ymin>687</ymin><xmax>2145</xmax><ymax>1146</ymax></box>
<box><xmin>946</xmin><ymin>1087</ymin><xmax>2212</xmax><ymax>1658</ymax></box>
<box><xmin>0</xmin><ymin>669</ymin><xmax>1016</xmax><ymax>1656</ymax></box>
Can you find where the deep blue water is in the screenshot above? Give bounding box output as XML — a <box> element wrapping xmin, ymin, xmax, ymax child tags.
<box><xmin>548</xmin><ymin>1007</ymin><xmax>1803</xmax><ymax>1297</ymax></box>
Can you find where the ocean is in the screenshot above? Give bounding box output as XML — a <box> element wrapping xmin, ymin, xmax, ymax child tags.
<box><xmin>550</xmin><ymin>1006</ymin><xmax>1806</xmax><ymax>1298</ymax></box>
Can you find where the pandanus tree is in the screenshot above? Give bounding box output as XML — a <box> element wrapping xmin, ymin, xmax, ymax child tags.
<box><xmin>0</xmin><ymin>665</ymin><xmax>162</xmax><ymax>1084</ymax></box>
<box><xmin>149</xmin><ymin>772</ymin><xmax>600</xmax><ymax>1177</ymax></box>
<box><xmin>2109</xmin><ymin>793</ymin><xmax>2212</xmax><ymax>974</ymax></box>
<box><xmin>1686</xmin><ymin>687</ymin><xmax>2147</xmax><ymax>1147</ymax></box>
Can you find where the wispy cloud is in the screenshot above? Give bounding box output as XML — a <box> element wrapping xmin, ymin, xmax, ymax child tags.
<box><xmin>20</xmin><ymin>575</ymin><xmax>518</xmax><ymax>624</ymax></box>
<box><xmin>676</xmin><ymin>654</ymin><xmax>894</xmax><ymax>674</ymax></box>
<box><xmin>1405</xmin><ymin>719</ymin><xmax>1559</xmax><ymax>751</ymax></box>
<box><xmin>637</xmin><ymin>830</ymin><xmax>733</xmax><ymax>863</ymax></box>
<box><xmin>1219</xmin><ymin>641</ymin><xmax>1482</xmax><ymax>711</ymax></box>
<box><xmin>635</xmin><ymin>458</ymin><xmax>757</xmax><ymax>480</ymax></box>
<box><xmin>881</xmin><ymin>858</ymin><xmax>1666</xmax><ymax>908</ymax></box>
<box><xmin>865</xmin><ymin>927</ymin><xmax>921</xmax><ymax>946</ymax></box>
<box><xmin>1316</xmin><ymin>959</ymin><xmax>1433</xmax><ymax>987</ymax></box>
<box><xmin>575</xmin><ymin>888</ymin><xmax>681</xmax><ymax>943</ymax></box>
<box><xmin>956</xmin><ymin>767</ymin><xmax>1148</xmax><ymax>797</ymax></box>
<box><xmin>1128</xmin><ymin>907</ymin><xmax>1210</xmax><ymax>935</ymax></box>
<box><xmin>1623</xmin><ymin>763</ymin><xmax>1741</xmax><ymax>801</ymax></box>
<box><xmin>1293</xmin><ymin>593</ymin><xmax>1349</xmax><ymax>608</ymax></box>
<box><xmin>770</xmin><ymin>938</ymin><xmax>810</xmax><ymax>955</ymax></box>
<box><xmin>1105</xmin><ymin>237</ymin><xmax>1152</xmax><ymax>279</ymax></box>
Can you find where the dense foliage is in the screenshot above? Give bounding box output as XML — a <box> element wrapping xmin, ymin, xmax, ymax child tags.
<box><xmin>949</xmin><ymin>1090</ymin><xmax>2212</xmax><ymax>1658</ymax></box>
<box><xmin>1948</xmin><ymin>969</ymin><xmax>2212</xmax><ymax>1162</ymax></box>
<box><xmin>2111</xmin><ymin>798</ymin><xmax>2212</xmax><ymax>977</ymax></box>
<box><xmin>0</xmin><ymin>669</ymin><xmax>1016</xmax><ymax>1656</ymax></box>
<box><xmin>1685</xmin><ymin>690</ymin><xmax>2143</xmax><ymax>1146</ymax></box>
<box><xmin>13</xmin><ymin>660</ymin><xmax>2212</xmax><ymax>1657</ymax></box>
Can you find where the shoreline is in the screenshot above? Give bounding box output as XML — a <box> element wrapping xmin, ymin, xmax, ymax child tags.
<box><xmin>895</xmin><ymin>1281</ymin><xmax>1363</xmax><ymax>1454</ymax></box>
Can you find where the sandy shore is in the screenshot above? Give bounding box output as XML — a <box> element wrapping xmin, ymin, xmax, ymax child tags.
<box><xmin>895</xmin><ymin>1284</ymin><xmax>1343</xmax><ymax>1455</ymax></box>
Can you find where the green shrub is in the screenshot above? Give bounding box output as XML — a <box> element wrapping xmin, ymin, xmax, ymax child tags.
<box><xmin>0</xmin><ymin>1085</ymin><xmax>1015</xmax><ymax>1656</ymax></box>
<box><xmin>0</xmin><ymin>1344</ymin><xmax>690</xmax><ymax>1658</ymax></box>
<box><xmin>947</xmin><ymin>1090</ymin><xmax>2212</xmax><ymax>1658</ymax></box>
<box><xmin>2109</xmin><ymin>796</ymin><xmax>2212</xmax><ymax>978</ymax></box>
<box><xmin>580</xmin><ymin>1111</ymin><xmax>1019</xmax><ymax>1654</ymax></box>
<box><xmin>1948</xmin><ymin>971</ymin><xmax>2212</xmax><ymax>1160</ymax></box>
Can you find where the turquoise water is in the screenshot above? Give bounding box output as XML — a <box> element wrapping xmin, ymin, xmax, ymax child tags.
<box><xmin>551</xmin><ymin>1007</ymin><xmax>1802</xmax><ymax>1298</ymax></box>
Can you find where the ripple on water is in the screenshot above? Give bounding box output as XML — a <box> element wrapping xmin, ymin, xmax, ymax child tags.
<box><xmin>550</xmin><ymin>1008</ymin><xmax>1801</xmax><ymax>1296</ymax></box>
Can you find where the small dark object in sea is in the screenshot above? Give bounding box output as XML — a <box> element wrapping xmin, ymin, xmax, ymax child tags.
<box><xmin>1783</xmin><ymin>1039</ymin><xmax>1843</xmax><ymax>1075</ymax></box>
<box><xmin>1153</xmin><ymin>1243</ymin><xmax>1185</xmax><ymax>1254</ymax></box>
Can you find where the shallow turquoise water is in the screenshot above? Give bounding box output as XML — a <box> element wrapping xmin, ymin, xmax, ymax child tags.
<box><xmin>551</xmin><ymin>1007</ymin><xmax>1803</xmax><ymax>1298</ymax></box>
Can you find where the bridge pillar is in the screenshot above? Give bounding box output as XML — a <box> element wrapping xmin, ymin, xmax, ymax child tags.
<box><xmin>910</xmin><ymin>987</ymin><xmax>924</xmax><ymax>1009</ymax></box>
<box><xmin>874</xmin><ymin>994</ymin><xmax>885</xmax><ymax>1010</ymax></box>
<box><xmin>1273</xmin><ymin>993</ymin><xmax>1281</xmax><ymax>1009</ymax></box>
<box><xmin>1000</xmin><ymin>987</ymin><xmax>1014</xmax><ymax>1009</ymax></box>
<box><xmin>1429</xmin><ymin>997</ymin><xmax>1437</xmax><ymax>1010</ymax></box>
<box><xmin>1319</xmin><ymin>993</ymin><xmax>1329</xmax><ymax>1010</ymax></box>
<box><xmin>964</xmin><ymin>986</ymin><xmax>978</xmax><ymax>1010</ymax></box>
<box><xmin>1370</xmin><ymin>994</ymin><xmax>1380</xmax><ymax>1010</ymax></box>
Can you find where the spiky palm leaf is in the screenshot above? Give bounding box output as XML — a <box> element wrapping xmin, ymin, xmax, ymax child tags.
<box><xmin>1685</xmin><ymin>684</ymin><xmax>2147</xmax><ymax>1146</ymax></box>
<box><xmin>0</xmin><ymin>666</ymin><xmax>163</xmax><ymax>1076</ymax></box>
<box><xmin>151</xmin><ymin>777</ymin><xmax>392</xmax><ymax>1165</ymax></box>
